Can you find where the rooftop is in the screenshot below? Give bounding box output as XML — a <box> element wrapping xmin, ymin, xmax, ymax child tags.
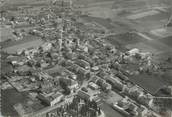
<box><xmin>45</xmin><ymin>92</ymin><xmax>63</xmax><ymax>102</ymax></box>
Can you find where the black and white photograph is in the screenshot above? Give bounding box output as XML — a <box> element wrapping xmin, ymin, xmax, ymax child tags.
<box><xmin>0</xmin><ymin>0</ymin><xmax>172</xmax><ymax>117</ymax></box>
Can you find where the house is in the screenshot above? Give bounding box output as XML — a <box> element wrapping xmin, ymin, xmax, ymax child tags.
<box><xmin>7</xmin><ymin>55</ymin><xmax>26</xmax><ymax>66</ymax></box>
<box><xmin>53</xmin><ymin>0</ymin><xmax>72</xmax><ymax>8</ymax></box>
<box><xmin>116</xmin><ymin>72</ymin><xmax>129</xmax><ymax>81</ymax></box>
<box><xmin>66</xmin><ymin>64</ymin><xmax>79</xmax><ymax>73</ymax></box>
<box><xmin>37</xmin><ymin>92</ymin><xmax>64</xmax><ymax>106</ymax></box>
<box><xmin>40</xmin><ymin>80</ymin><xmax>54</xmax><ymax>91</ymax></box>
<box><xmin>41</xmin><ymin>42</ymin><xmax>53</xmax><ymax>52</ymax></box>
<box><xmin>63</xmin><ymin>69</ymin><xmax>77</xmax><ymax>80</ymax></box>
<box><xmin>140</xmin><ymin>52</ymin><xmax>151</xmax><ymax>59</ymax></box>
<box><xmin>138</xmin><ymin>94</ymin><xmax>153</xmax><ymax>106</ymax></box>
<box><xmin>91</xmin><ymin>66</ymin><xmax>99</xmax><ymax>72</ymax></box>
<box><xmin>61</xmin><ymin>60</ymin><xmax>74</xmax><ymax>67</ymax></box>
<box><xmin>116</xmin><ymin>97</ymin><xmax>138</xmax><ymax>116</ymax></box>
<box><xmin>77</xmin><ymin>54</ymin><xmax>94</xmax><ymax>66</ymax></box>
<box><xmin>127</xmin><ymin>48</ymin><xmax>139</xmax><ymax>56</ymax></box>
<box><xmin>7</xmin><ymin>55</ymin><xmax>25</xmax><ymax>61</ymax></box>
<box><xmin>106</xmin><ymin>77</ymin><xmax>124</xmax><ymax>91</ymax></box>
<box><xmin>103</xmin><ymin>82</ymin><xmax>112</xmax><ymax>91</ymax></box>
<box><xmin>96</xmin><ymin>70</ymin><xmax>109</xmax><ymax>79</ymax></box>
<box><xmin>76</xmin><ymin>66</ymin><xmax>90</xmax><ymax>78</ymax></box>
<box><xmin>75</xmin><ymin>59</ymin><xmax>90</xmax><ymax>70</ymax></box>
<box><xmin>69</xmin><ymin>80</ymin><xmax>79</xmax><ymax>92</ymax></box>
<box><xmin>96</xmin><ymin>78</ymin><xmax>111</xmax><ymax>91</ymax></box>
<box><xmin>41</xmin><ymin>62</ymin><xmax>50</xmax><ymax>69</ymax></box>
<box><xmin>91</xmin><ymin>75</ymin><xmax>112</xmax><ymax>91</ymax></box>
<box><xmin>126</xmin><ymin>103</ymin><xmax>138</xmax><ymax>116</ymax></box>
<box><xmin>91</xmin><ymin>76</ymin><xmax>101</xmax><ymax>83</ymax></box>
<box><xmin>24</xmin><ymin>48</ymin><xmax>39</xmax><ymax>56</ymax></box>
<box><xmin>160</xmin><ymin>86</ymin><xmax>172</xmax><ymax>96</ymax></box>
<box><xmin>121</xmin><ymin>84</ymin><xmax>130</xmax><ymax>94</ymax></box>
<box><xmin>117</xmin><ymin>98</ymin><xmax>130</xmax><ymax>110</ymax></box>
<box><xmin>77</xmin><ymin>90</ymin><xmax>90</xmax><ymax>101</ymax></box>
<box><xmin>16</xmin><ymin>65</ymin><xmax>32</xmax><ymax>75</ymax></box>
<box><xmin>128</xmin><ymin>86</ymin><xmax>144</xmax><ymax>99</ymax></box>
<box><xmin>88</xmin><ymin>82</ymin><xmax>99</xmax><ymax>90</ymax></box>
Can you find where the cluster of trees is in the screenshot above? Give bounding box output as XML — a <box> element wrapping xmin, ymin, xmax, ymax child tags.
<box><xmin>59</xmin><ymin>78</ymin><xmax>71</xmax><ymax>95</ymax></box>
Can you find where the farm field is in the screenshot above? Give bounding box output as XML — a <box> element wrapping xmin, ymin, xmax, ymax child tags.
<box><xmin>0</xmin><ymin>26</ymin><xmax>14</xmax><ymax>42</ymax></box>
<box><xmin>1</xmin><ymin>36</ymin><xmax>44</xmax><ymax>54</ymax></box>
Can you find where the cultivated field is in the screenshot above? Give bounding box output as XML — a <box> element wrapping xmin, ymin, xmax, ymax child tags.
<box><xmin>2</xmin><ymin>37</ymin><xmax>44</xmax><ymax>54</ymax></box>
<box><xmin>0</xmin><ymin>26</ymin><xmax>14</xmax><ymax>42</ymax></box>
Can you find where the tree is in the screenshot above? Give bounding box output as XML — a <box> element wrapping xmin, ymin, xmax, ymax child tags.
<box><xmin>167</xmin><ymin>57</ymin><xmax>172</xmax><ymax>63</ymax></box>
<box><xmin>46</xmin><ymin>52</ymin><xmax>52</xmax><ymax>59</ymax></box>
<box><xmin>10</xmin><ymin>16</ymin><xmax>15</xmax><ymax>21</ymax></box>
<box><xmin>35</xmin><ymin>62</ymin><xmax>41</xmax><ymax>68</ymax></box>
<box><xmin>98</xmin><ymin>107</ymin><xmax>101</xmax><ymax>115</ymax></box>
<box><xmin>59</xmin><ymin>78</ymin><xmax>71</xmax><ymax>95</ymax></box>
<box><xmin>91</xmin><ymin>110</ymin><xmax>97</xmax><ymax>117</ymax></box>
<box><xmin>80</xmin><ymin>105</ymin><xmax>86</xmax><ymax>117</ymax></box>
<box><xmin>91</xmin><ymin>100</ymin><xmax>98</xmax><ymax>111</ymax></box>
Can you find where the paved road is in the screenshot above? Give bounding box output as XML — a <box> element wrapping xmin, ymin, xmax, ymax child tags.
<box><xmin>136</xmin><ymin>32</ymin><xmax>153</xmax><ymax>40</ymax></box>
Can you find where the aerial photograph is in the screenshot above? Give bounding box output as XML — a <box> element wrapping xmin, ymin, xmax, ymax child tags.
<box><xmin>0</xmin><ymin>0</ymin><xmax>172</xmax><ymax>117</ymax></box>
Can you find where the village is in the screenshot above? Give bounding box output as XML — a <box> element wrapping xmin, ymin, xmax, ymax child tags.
<box><xmin>1</xmin><ymin>0</ymin><xmax>172</xmax><ymax>117</ymax></box>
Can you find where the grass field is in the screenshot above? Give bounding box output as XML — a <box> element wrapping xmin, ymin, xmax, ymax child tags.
<box><xmin>73</xmin><ymin>0</ymin><xmax>114</xmax><ymax>6</ymax></box>
<box><xmin>107</xmin><ymin>32</ymin><xmax>145</xmax><ymax>45</ymax></box>
<box><xmin>130</xmin><ymin>73</ymin><xmax>171</xmax><ymax>95</ymax></box>
<box><xmin>0</xmin><ymin>0</ymin><xmax>50</xmax><ymax>11</ymax></box>
<box><xmin>2</xmin><ymin>0</ymin><xmax>49</xmax><ymax>5</ymax></box>
<box><xmin>160</xmin><ymin>36</ymin><xmax>172</xmax><ymax>47</ymax></box>
<box><xmin>1</xmin><ymin>35</ymin><xmax>44</xmax><ymax>53</ymax></box>
<box><xmin>1</xmin><ymin>89</ymin><xmax>28</xmax><ymax>116</ymax></box>
<box><xmin>1</xmin><ymin>61</ymin><xmax>13</xmax><ymax>75</ymax></box>
<box><xmin>0</xmin><ymin>26</ymin><xmax>14</xmax><ymax>42</ymax></box>
<box><xmin>80</xmin><ymin>7</ymin><xmax>114</xmax><ymax>19</ymax></box>
<box><xmin>0</xmin><ymin>35</ymin><xmax>39</xmax><ymax>48</ymax></box>
<box><xmin>150</xmin><ymin>28</ymin><xmax>172</xmax><ymax>37</ymax></box>
<box><xmin>81</xmin><ymin>16</ymin><xmax>132</xmax><ymax>34</ymax></box>
<box><xmin>126</xmin><ymin>10</ymin><xmax>160</xmax><ymax>20</ymax></box>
